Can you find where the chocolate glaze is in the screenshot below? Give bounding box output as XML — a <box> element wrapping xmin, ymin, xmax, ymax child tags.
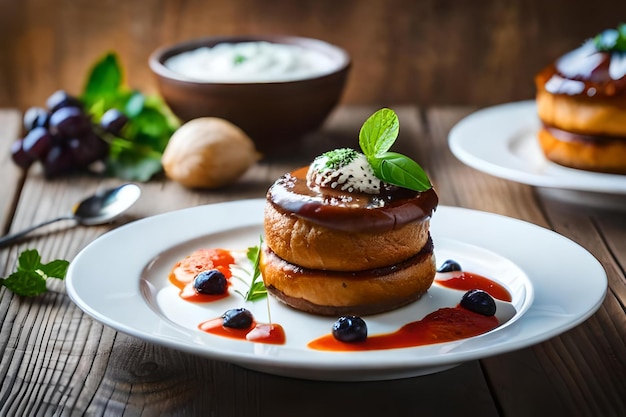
<box><xmin>267</xmin><ymin>166</ymin><xmax>438</xmax><ymax>233</ymax></box>
<box><xmin>543</xmin><ymin>123</ymin><xmax>626</xmax><ymax>144</ymax></box>
<box><xmin>536</xmin><ymin>40</ymin><xmax>626</xmax><ymax>97</ymax></box>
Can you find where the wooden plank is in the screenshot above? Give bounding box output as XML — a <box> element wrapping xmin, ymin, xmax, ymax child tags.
<box><xmin>423</xmin><ymin>107</ymin><xmax>626</xmax><ymax>417</ymax></box>
<box><xmin>0</xmin><ymin>106</ymin><xmax>503</xmax><ymax>416</ymax></box>
<box><xmin>5</xmin><ymin>0</ymin><xmax>626</xmax><ymax>110</ymax></box>
<box><xmin>0</xmin><ymin>109</ymin><xmax>23</xmax><ymax>236</ymax></box>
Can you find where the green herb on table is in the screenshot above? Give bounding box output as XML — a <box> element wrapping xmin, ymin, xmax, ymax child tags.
<box><xmin>0</xmin><ymin>249</ymin><xmax>68</xmax><ymax>297</ymax></box>
<box><xmin>359</xmin><ymin>108</ymin><xmax>432</xmax><ymax>192</ymax></box>
<box><xmin>233</xmin><ymin>237</ymin><xmax>267</xmax><ymax>302</ymax></box>
<box><xmin>81</xmin><ymin>52</ymin><xmax>180</xmax><ymax>181</ymax></box>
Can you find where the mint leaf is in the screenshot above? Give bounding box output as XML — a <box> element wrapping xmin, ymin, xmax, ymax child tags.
<box><xmin>358</xmin><ymin>108</ymin><xmax>432</xmax><ymax>192</ymax></box>
<box><xmin>82</xmin><ymin>52</ymin><xmax>123</xmax><ymax>107</ymax></box>
<box><xmin>80</xmin><ymin>52</ymin><xmax>180</xmax><ymax>182</ymax></box>
<box><xmin>39</xmin><ymin>259</ymin><xmax>70</xmax><ymax>279</ymax></box>
<box><xmin>1</xmin><ymin>249</ymin><xmax>69</xmax><ymax>297</ymax></box>
<box><xmin>2</xmin><ymin>270</ymin><xmax>47</xmax><ymax>297</ymax></box>
<box><xmin>359</xmin><ymin>108</ymin><xmax>399</xmax><ymax>157</ymax></box>
<box><xmin>16</xmin><ymin>249</ymin><xmax>41</xmax><ymax>271</ymax></box>
<box><xmin>375</xmin><ymin>152</ymin><xmax>432</xmax><ymax>191</ymax></box>
<box><xmin>593</xmin><ymin>24</ymin><xmax>626</xmax><ymax>52</ymax></box>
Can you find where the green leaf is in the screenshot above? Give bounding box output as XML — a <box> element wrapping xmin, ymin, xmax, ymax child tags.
<box><xmin>38</xmin><ymin>259</ymin><xmax>69</xmax><ymax>280</ymax></box>
<box><xmin>374</xmin><ymin>152</ymin><xmax>432</xmax><ymax>191</ymax></box>
<box><xmin>82</xmin><ymin>52</ymin><xmax>123</xmax><ymax>107</ymax></box>
<box><xmin>593</xmin><ymin>24</ymin><xmax>626</xmax><ymax>52</ymax></box>
<box><xmin>106</xmin><ymin>152</ymin><xmax>163</xmax><ymax>182</ymax></box>
<box><xmin>79</xmin><ymin>51</ymin><xmax>180</xmax><ymax>182</ymax></box>
<box><xmin>2</xmin><ymin>270</ymin><xmax>47</xmax><ymax>297</ymax></box>
<box><xmin>237</xmin><ymin>237</ymin><xmax>266</xmax><ymax>302</ymax></box>
<box><xmin>1</xmin><ymin>249</ymin><xmax>69</xmax><ymax>297</ymax></box>
<box><xmin>357</xmin><ymin>108</ymin><xmax>432</xmax><ymax>191</ymax></box>
<box><xmin>17</xmin><ymin>249</ymin><xmax>41</xmax><ymax>271</ymax></box>
<box><xmin>359</xmin><ymin>108</ymin><xmax>399</xmax><ymax>157</ymax></box>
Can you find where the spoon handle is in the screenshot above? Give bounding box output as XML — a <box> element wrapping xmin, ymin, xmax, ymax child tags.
<box><xmin>0</xmin><ymin>215</ymin><xmax>75</xmax><ymax>248</ymax></box>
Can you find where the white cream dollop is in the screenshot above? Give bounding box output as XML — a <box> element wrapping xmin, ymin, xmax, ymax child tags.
<box><xmin>306</xmin><ymin>149</ymin><xmax>381</xmax><ymax>194</ymax></box>
<box><xmin>164</xmin><ymin>41</ymin><xmax>337</xmax><ymax>83</ymax></box>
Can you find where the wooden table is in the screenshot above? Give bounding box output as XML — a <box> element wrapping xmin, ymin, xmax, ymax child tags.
<box><xmin>1</xmin><ymin>106</ymin><xmax>624</xmax><ymax>417</ymax></box>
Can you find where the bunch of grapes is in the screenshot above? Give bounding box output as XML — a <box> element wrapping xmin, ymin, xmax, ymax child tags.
<box><xmin>11</xmin><ymin>90</ymin><xmax>128</xmax><ymax>178</ymax></box>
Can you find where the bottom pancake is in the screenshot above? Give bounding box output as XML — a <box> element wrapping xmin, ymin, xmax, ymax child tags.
<box><xmin>538</xmin><ymin>126</ymin><xmax>626</xmax><ymax>174</ymax></box>
<box><xmin>260</xmin><ymin>238</ymin><xmax>436</xmax><ymax>316</ymax></box>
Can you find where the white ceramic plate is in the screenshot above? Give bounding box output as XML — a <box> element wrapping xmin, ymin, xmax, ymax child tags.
<box><xmin>66</xmin><ymin>199</ymin><xmax>607</xmax><ymax>381</ymax></box>
<box><xmin>448</xmin><ymin>100</ymin><xmax>626</xmax><ymax>194</ymax></box>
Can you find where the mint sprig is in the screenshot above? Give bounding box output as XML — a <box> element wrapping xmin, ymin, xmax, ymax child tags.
<box><xmin>0</xmin><ymin>249</ymin><xmax>69</xmax><ymax>297</ymax></box>
<box><xmin>81</xmin><ymin>52</ymin><xmax>180</xmax><ymax>181</ymax></box>
<box><xmin>359</xmin><ymin>108</ymin><xmax>432</xmax><ymax>191</ymax></box>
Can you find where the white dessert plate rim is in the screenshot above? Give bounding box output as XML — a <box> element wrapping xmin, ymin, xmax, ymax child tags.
<box><xmin>66</xmin><ymin>199</ymin><xmax>607</xmax><ymax>381</ymax></box>
<box><xmin>448</xmin><ymin>100</ymin><xmax>626</xmax><ymax>194</ymax></box>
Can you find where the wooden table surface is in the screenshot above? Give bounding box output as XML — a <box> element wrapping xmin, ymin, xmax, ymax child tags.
<box><xmin>0</xmin><ymin>105</ymin><xmax>624</xmax><ymax>417</ymax></box>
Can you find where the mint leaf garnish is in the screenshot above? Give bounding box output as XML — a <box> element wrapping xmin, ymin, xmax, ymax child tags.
<box><xmin>1</xmin><ymin>249</ymin><xmax>69</xmax><ymax>297</ymax></box>
<box><xmin>359</xmin><ymin>108</ymin><xmax>399</xmax><ymax>157</ymax></box>
<box><xmin>359</xmin><ymin>108</ymin><xmax>432</xmax><ymax>191</ymax></box>
<box><xmin>593</xmin><ymin>23</ymin><xmax>626</xmax><ymax>52</ymax></box>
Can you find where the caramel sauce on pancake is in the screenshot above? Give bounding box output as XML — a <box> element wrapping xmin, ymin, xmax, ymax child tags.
<box><xmin>536</xmin><ymin>41</ymin><xmax>626</xmax><ymax>98</ymax></box>
<box><xmin>267</xmin><ymin>166</ymin><xmax>438</xmax><ymax>233</ymax></box>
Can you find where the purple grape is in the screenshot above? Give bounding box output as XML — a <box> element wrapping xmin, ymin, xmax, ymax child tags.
<box><xmin>68</xmin><ymin>133</ymin><xmax>109</xmax><ymax>166</ymax></box>
<box><xmin>100</xmin><ymin>108</ymin><xmax>129</xmax><ymax>136</ymax></box>
<box><xmin>23</xmin><ymin>107</ymin><xmax>50</xmax><ymax>131</ymax></box>
<box><xmin>49</xmin><ymin>106</ymin><xmax>91</xmax><ymax>138</ymax></box>
<box><xmin>46</xmin><ymin>90</ymin><xmax>82</xmax><ymax>113</ymax></box>
<box><xmin>22</xmin><ymin>127</ymin><xmax>54</xmax><ymax>159</ymax></box>
<box><xmin>10</xmin><ymin>139</ymin><xmax>35</xmax><ymax>168</ymax></box>
<box><xmin>43</xmin><ymin>145</ymin><xmax>76</xmax><ymax>177</ymax></box>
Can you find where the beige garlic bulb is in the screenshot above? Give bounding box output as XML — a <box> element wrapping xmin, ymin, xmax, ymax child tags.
<box><xmin>162</xmin><ymin>117</ymin><xmax>260</xmax><ymax>188</ymax></box>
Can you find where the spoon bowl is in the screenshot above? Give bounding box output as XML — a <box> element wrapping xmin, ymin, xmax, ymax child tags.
<box><xmin>74</xmin><ymin>183</ymin><xmax>142</xmax><ymax>226</ymax></box>
<box><xmin>0</xmin><ymin>183</ymin><xmax>142</xmax><ymax>248</ymax></box>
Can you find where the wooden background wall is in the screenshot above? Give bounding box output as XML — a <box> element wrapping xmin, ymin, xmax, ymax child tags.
<box><xmin>1</xmin><ymin>0</ymin><xmax>625</xmax><ymax>112</ymax></box>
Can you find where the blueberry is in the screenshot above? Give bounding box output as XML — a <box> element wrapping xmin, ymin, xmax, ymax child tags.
<box><xmin>437</xmin><ymin>259</ymin><xmax>462</xmax><ymax>273</ymax></box>
<box><xmin>193</xmin><ymin>270</ymin><xmax>227</xmax><ymax>295</ymax></box>
<box><xmin>332</xmin><ymin>316</ymin><xmax>367</xmax><ymax>343</ymax></box>
<box><xmin>222</xmin><ymin>308</ymin><xmax>254</xmax><ymax>329</ymax></box>
<box><xmin>460</xmin><ymin>289</ymin><xmax>496</xmax><ymax>316</ymax></box>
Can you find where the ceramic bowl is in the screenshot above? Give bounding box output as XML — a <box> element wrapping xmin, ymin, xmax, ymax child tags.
<box><xmin>149</xmin><ymin>35</ymin><xmax>351</xmax><ymax>156</ymax></box>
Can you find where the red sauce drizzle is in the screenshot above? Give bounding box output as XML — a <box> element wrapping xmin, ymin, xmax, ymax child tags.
<box><xmin>178</xmin><ymin>282</ymin><xmax>231</xmax><ymax>302</ymax></box>
<box><xmin>308</xmin><ymin>307</ymin><xmax>498</xmax><ymax>351</ymax></box>
<box><xmin>435</xmin><ymin>272</ymin><xmax>512</xmax><ymax>302</ymax></box>
<box><xmin>199</xmin><ymin>317</ymin><xmax>286</xmax><ymax>345</ymax></box>
<box><xmin>168</xmin><ymin>248</ymin><xmax>235</xmax><ymax>302</ymax></box>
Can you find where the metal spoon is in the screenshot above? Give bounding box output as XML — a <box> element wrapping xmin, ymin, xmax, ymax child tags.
<box><xmin>0</xmin><ymin>183</ymin><xmax>141</xmax><ymax>248</ymax></box>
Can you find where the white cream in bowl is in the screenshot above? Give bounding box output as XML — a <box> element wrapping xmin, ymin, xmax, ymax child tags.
<box><xmin>164</xmin><ymin>41</ymin><xmax>338</xmax><ymax>83</ymax></box>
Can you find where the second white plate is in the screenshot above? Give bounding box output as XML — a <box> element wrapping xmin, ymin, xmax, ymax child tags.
<box><xmin>448</xmin><ymin>100</ymin><xmax>626</xmax><ymax>194</ymax></box>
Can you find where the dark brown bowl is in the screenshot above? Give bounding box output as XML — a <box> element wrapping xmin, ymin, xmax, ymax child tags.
<box><xmin>149</xmin><ymin>35</ymin><xmax>351</xmax><ymax>156</ymax></box>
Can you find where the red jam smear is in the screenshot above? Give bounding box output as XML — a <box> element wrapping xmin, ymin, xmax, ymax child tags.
<box><xmin>308</xmin><ymin>307</ymin><xmax>498</xmax><ymax>351</ymax></box>
<box><xmin>199</xmin><ymin>317</ymin><xmax>286</xmax><ymax>345</ymax></box>
<box><xmin>169</xmin><ymin>248</ymin><xmax>234</xmax><ymax>302</ymax></box>
<box><xmin>435</xmin><ymin>272</ymin><xmax>512</xmax><ymax>302</ymax></box>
